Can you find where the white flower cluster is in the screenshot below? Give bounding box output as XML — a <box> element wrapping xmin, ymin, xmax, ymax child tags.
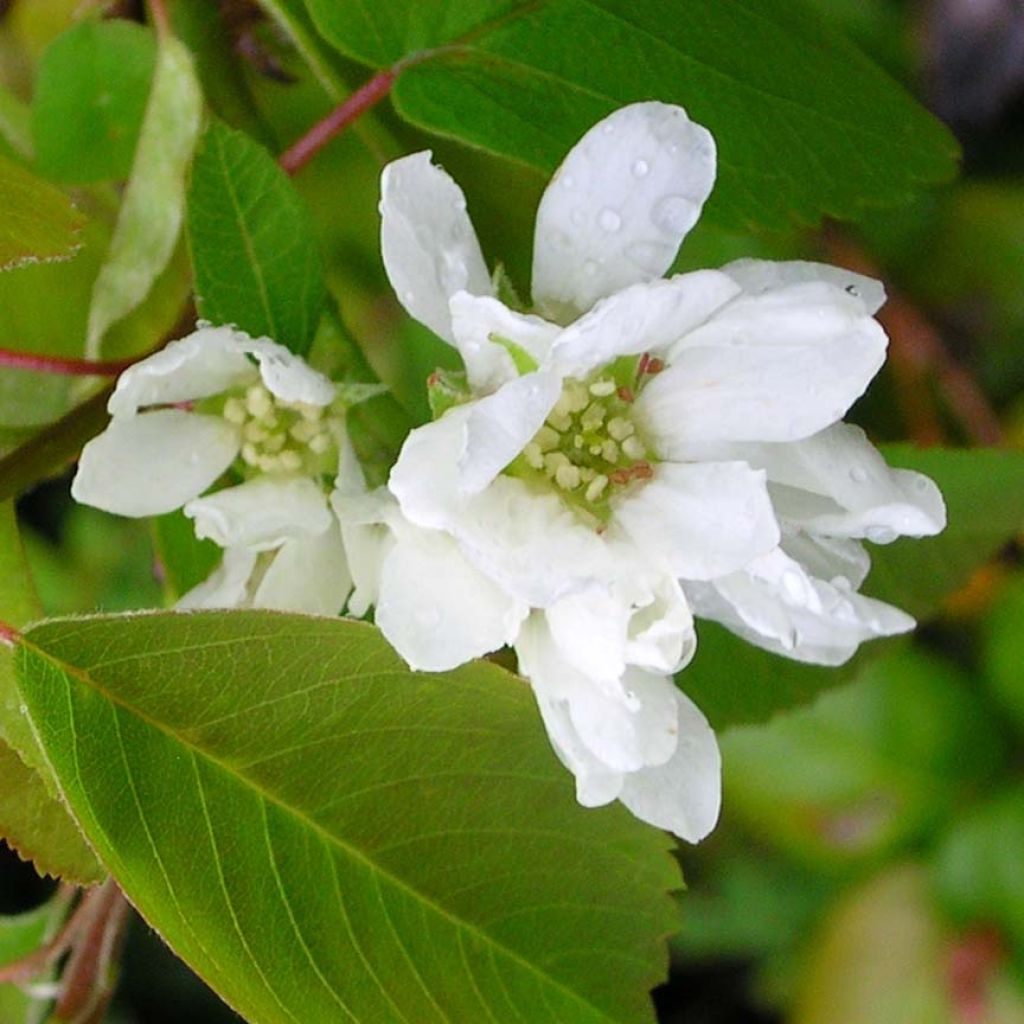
<box><xmin>72</xmin><ymin>102</ymin><xmax>945</xmax><ymax>843</ymax></box>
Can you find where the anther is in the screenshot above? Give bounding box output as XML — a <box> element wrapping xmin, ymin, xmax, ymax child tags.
<box><xmin>607</xmin><ymin>417</ymin><xmax>634</xmax><ymax>441</ymax></box>
<box><xmin>585</xmin><ymin>475</ymin><xmax>609</xmax><ymax>501</ymax></box>
<box><xmin>555</xmin><ymin>464</ymin><xmax>581</xmax><ymax>490</ymax></box>
<box><xmin>588</xmin><ymin>379</ymin><xmax>615</xmax><ymax>397</ymax></box>
<box><xmin>646</xmin><ymin>357</ymin><xmax>664</xmax><ymax>374</ymax></box>
<box><xmin>622</xmin><ymin>436</ymin><xmax>645</xmax><ymax>460</ymax></box>
<box><xmin>223</xmin><ymin>397</ymin><xmax>246</xmax><ymax>424</ymax></box>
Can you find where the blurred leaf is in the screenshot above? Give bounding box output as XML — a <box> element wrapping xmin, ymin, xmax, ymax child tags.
<box><xmin>0</xmin><ymin>154</ymin><xmax>83</xmax><ymax>271</ymax></box>
<box><xmin>32</xmin><ymin>20</ymin><xmax>156</xmax><ymax>184</ymax></box>
<box><xmin>303</xmin><ymin>0</ymin><xmax>958</xmax><ymax>231</ymax></box>
<box><xmin>151</xmin><ymin>509</ymin><xmax>220</xmax><ymax>603</ymax></box>
<box><xmin>792</xmin><ymin>865</ymin><xmax>951</xmax><ymax>1024</ymax></box>
<box><xmin>86</xmin><ymin>31</ymin><xmax>202</xmax><ymax>357</ymax></box>
<box><xmin>187</xmin><ymin>120</ymin><xmax>325</xmax><ymax>355</ymax></box>
<box><xmin>0</xmin><ymin>503</ymin><xmax>103</xmax><ymax>884</ymax></box>
<box><xmin>0</xmin><ymin>84</ymin><xmax>33</xmax><ymax>159</ymax></box>
<box><xmin>867</xmin><ymin>446</ymin><xmax>1024</xmax><ymax>618</ymax></box>
<box><xmin>721</xmin><ymin>647</ymin><xmax>999</xmax><ymax>869</ymax></box>
<box><xmin>17</xmin><ymin>610</ymin><xmax>678</xmax><ymax>1024</ymax></box>
<box><xmin>933</xmin><ymin>785</ymin><xmax>1024</xmax><ymax>955</ymax></box>
<box><xmin>981</xmin><ymin>573</ymin><xmax>1024</xmax><ymax>734</ymax></box>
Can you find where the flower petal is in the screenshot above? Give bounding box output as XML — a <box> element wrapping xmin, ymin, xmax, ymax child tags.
<box><xmin>721</xmin><ymin>258</ymin><xmax>887</xmax><ymax>316</ymax></box>
<box><xmin>107</xmin><ymin>325</ymin><xmax>256</xmax><ymax>417</ymax></box>
<box><xmin>781</xmin><ymin>530</ymin><xmax>871</xmax><ymax>590</ymax></box>
<box><xmin>379</xmin><ymin>152</ymin><xmax>492</xmax><ymax>344</ymax></box>
<box><xmin>252</xmin><ymin>521</ymin><xmax>352</xmax><ymax>615</ymax></box>
<box><xmin>532</xmin><ymin>102</ymin><xmax>716</xmax><ymax>320</ymax></box>
<box><xmin>242</xmin><ymin>337</ymin><xmax>336</xmax><ymax>407</ymax></box>
<box><xmin>375</xmin><ymin>524</ymin><xmax>528</xmax><ymax>671</ymax></box>
<box><xmin>613</xmin><ymin>462</ymin><xmax>779</xmax><ymax>580</ymax></box>
<box><xmin>636</xmin><ymin>282</ymin><xmax>888</xmax><ymax>447</ymax></box>
<box><xmin>623</xmin><ymin>574</ymin><xmax>697</xmax><ymax>674</ymax></box>
<box><xmin>449</xmin><ymin>291</ymin><xmax>561</xmax><ymax>392</ymax></box>
<box><xmin>459</xmin><ymin>371</ymin><xmax>562</xmax><ymax>494</ymax></box>
<box><xmin>176</xmin><ymin>547</ymin><xmax>257</xmax><ymax>609</ymax></box>
<box><xmin>185</xmin><ymin>475</ymin><xmax>332</xmax><ymax>551</ymax></box>
<box><xmin>548</xmin><ymin>271</ymin><xmax>740</xmax><ymax>378</ymax></box>
<box><xmin>72</xmin><ymin>409</ymin><xmax>240</xmax><ymax>516</ymax></box>
<box><xmin>688</xmin><ymin>547</ymin><xmax>915</xmax><ymax>665</ymax></box>
<box><xmin>618</xmin><ymin>684</ymin><xmax>721</xmax><ymax>843</ymax></box>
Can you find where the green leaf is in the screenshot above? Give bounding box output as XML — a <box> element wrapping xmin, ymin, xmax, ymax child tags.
<box><xmin>0</xmin><ymin>83</ymin><xmax>33</xmax><ymax>159</ymax></box>
<box><xmin>86</xmin><ymin>30</ymin><xmax>202</xmax><ymax>357</ymax></box>
<box><xmin>866</xmin><ymin>446</ymin><xmax>1024</xmax><ymax>618</ymax></box>
<box><xmin>981</xmin><ymin>572</ymin><xmax>1024</xmax><ymax>735</ymax></box>
<box><xmin>186</xmin><ymin>120</ymin><xmax>325</xmax><ymax>355</ymax></box>
<box><xmin>683</xmin><ymin>446</ymin><xmax>1024</xmax><ymax>730</ymax></box>
<box><xmin>304</xmin><ymin>0</ymin><xmax>958</xmax><ymax>230</ymax></box>
<box><xmin>0</xmin><ymin>502</ymin><xmax>103</xmax><ymax>884</ymax></box>
<box><xmin>151</xmin><ymin>509</ymin><xmax>221</xmax><ymax>603</ymax></box>
<box><xmin>16</xmin><ymin>610</ymin><xmax>677</xmax><ymax>1024</ymax></box>
<box><xmin>0</xmin><ymin>154</ymin><xmax>83</xmax><ymax>270</ymax></box>
<box><xmin>32</xmin><ymin>20</ymin><xmax>157</xmax><ymax>184</ymax></box>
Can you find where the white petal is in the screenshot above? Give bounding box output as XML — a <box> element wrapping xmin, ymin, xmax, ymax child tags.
<box><xmin>375</xmin><ymin>525</ymin><xmax>528</xmax><ymax>671</ymax></box>
<box><xmin>176</xmin><ymin>547</ymin><xmax>257</xmax><ymax>609</ymax></box>
<box><xmin>689</xmin><ymin>548</ymin><xmax>916</xmax><ymax>665</ymax></box>
<box><xmin>623</xmin><ymin>573</ymin><xmax>697</xmax><ymax>674</ymax></box>
<box><xmin>781</xmin><ymin>530</ymin><xmax>871</xmax><ymax>590</ymax></box>
<box><xmin>546</xmin><ymin>586</ymin><xmax>633</xmax><ymax>685</ymax></box>
<box><xmin>548</xmin><ymin>271</ymin><xmax>740</xmax><ymax>378</ymax></box>
<box><xmin>637</xmin><ymin>282</ymin><xmax>888</xmax><ymax>447</ymax></box>
<box><xmin>252</xmin><ymin>521</ymin><xmax>352</xmax><ymax>615</ymax></box>
<box><xmin>449</xmin><ymin>292</ymin><xmax>561</xmax><ymax>392</ymax></box>
<box><xmin>107</xmin><ymin>325</ymin><xmax>256</xmax><ymax>417</ymax></box>
<box><xmin>379</xmin><ymin>152</ymin><xmax>492</xmax><ymax>343</ymax></box>
<box><xmin>721</xmin><ymin>258</ymin><xmax>887</xmax><ymax>316</ymax></box>
<box><xmin>613</xmin><ymin>462</ymin><xmax>779</xmax><ymax>580</ymax></box>
<box><xmin>72</xmin><ymin>409</ymin><xmax>239</xmax><ymax>516</ymax></box>
<box><xmin>532</xmin><ymin>102</ymin><xmax>716</xmax><ymax>320</ymax></box>
<box><xmin>459</xmin><ymin>371</ymin><xmax>562</xmax><ymax>494</ymax></box>
<box><xmin>185</xmin><ymin>475</ymin><xmax>332</xmax><ymax>551</ymax></box>
<box><xmin>242</xmin><ymin>337</ymin><xmax>336</xmax><ymax>407</ymax></box>
<box><xmin>618</xmin><ymin>685</ymin><xmax>721</xmax><ymax>843</ymax></box>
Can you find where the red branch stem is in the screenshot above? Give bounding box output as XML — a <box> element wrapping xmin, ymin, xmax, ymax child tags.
<box><xmin>0</xmin><ymin>348</ymin><xmax>136</xmax><ymax>378</ymax></box>
<box><xmin>279</xmin><ymin>69</ymin><xmax>397</xmax><ymax>176</ymax></box>
<box><xmin>0</xmin><ymin>619</ymin><xmax>21</xmax><ymax>647</ymax></box>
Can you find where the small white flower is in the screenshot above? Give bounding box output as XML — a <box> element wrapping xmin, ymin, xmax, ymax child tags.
<box><xmin>362</xmin><ymin>101</ymin><xmax>945</xmax><ymax>839</ymax></box>
<box><xmin>72</xmin><ymin>324</ymin><xmax>352</xmax><ymax>616</ymax></box>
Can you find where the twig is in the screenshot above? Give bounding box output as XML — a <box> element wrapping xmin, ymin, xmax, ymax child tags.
<box><xmin>0</xmin><ymin>618</ymin><xmax>20</xmax><ymax>647</ymax></box>
<box><xmin>147</xmin><ymin>0</ymin><xmax>170</xmax><ymax>37</ymax></box>
<box><xmin>0</xmin><ymin>348</ymin><xmax>135</xmax><ymax>378</ymax></box>
<box><xmin>279</xmin><ymin>68</ymin><xmax>397</xmax><ymax>175</ymax></box>
<box><xmin>0</xmin><ymin>885</ymin><xmax>79</xmax><ymax>985</ymax></box>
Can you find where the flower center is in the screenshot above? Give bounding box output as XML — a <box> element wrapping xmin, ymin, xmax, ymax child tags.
<box><xmin>511</xmin><ymin>357</ymin><xmax>661</xmax><ymax>525</ymax></box>
<box><xmin>221</xmin><ymin>384</ymin><xmax>339</xmax><ymax>477</ymax></box>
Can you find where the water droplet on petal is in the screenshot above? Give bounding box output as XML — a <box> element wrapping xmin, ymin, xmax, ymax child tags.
<box><xmin>582</xmin><ymin>260</ymin><xmax>599</xmax><ymax>277</ymax></box>
<box><xmin>631</xmin><ymin>158</ymin><xmax>650</xmax><ymax>178</ymax></box>
<box><xmin>598</xmin><ymin>208</ymin><xmax>621</xmax><ymax>232</ymax></box>
<box><xmin>866</xmin><ymin>525</ymin><xmax>897</xmax><ymax>544</ymax></box>
<box><xmin>602</xmin><ymin>122</ymin><xmax>615</xmax><ymax>135</ymax></box>
<box><xmin>18</xmin><ymin>704</ymin><xmax>27</xmax><ymax>716</ymax></box>
<box><xmin>652</xmin><ymin>194</ymin><xmax>697</xmax><ymax>236</ymax></box>
<box><xmin>625</xmin><ymin>240</ymin><xmax>671</xmax><ymax>272</ymax></box>
<box><xmin>403</xmin><ymin>290</ymin><xmax>415</xmax><ymax>304</ymax></box>
<box><xmin>850</xmin><ymin>466</ymin><xmax>868</xmax><ymax>484</ymax></box>
<box><xmin>562</xmin><ymin>173</ymin><xmax>575</xmax><ymax>189</ymax></box>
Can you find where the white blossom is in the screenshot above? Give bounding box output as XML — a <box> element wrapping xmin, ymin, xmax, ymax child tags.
<box><xmin>72</xmin><ymin>324</ymin><xmax>352</xmax><ymax>616</ymax></box>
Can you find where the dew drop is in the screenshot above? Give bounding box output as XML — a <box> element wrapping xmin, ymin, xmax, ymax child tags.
<box><xmin>849</xmin><ymin>466</ymin><xmax>868</xmax><ymax>484</ymax></box>
<box><xmin>866</xmin><ymin>525</ymin><xmax>897</xmax><ymax>544</ymax></box>
<box><xmin>652</xmin><ymin>194</ymin><xmax>696</xmax><ymax>235</ymax></box>
<box><xmin>631</xmin><ymin>158</ymin><xmax>650</xmax><ymax>178</ymax></box>
<box><xmin>598</xmin><ymin>208</ymin><xmax>622</xmax><ymax>232</ymax></box>
<box><xmin>625</xmin><ymin>240</ymin><xmax>671</xmax><ymax>271</ymax></box>
<box><xmin>602</xmin><ymin>122</ymin><xmax>615</xmax><ymax>135</ymax></box>
<box><xmin>18</xmin><ymin>704</ymin><xmax>27</xmax><ymax>716</ymax></box>
<box><xmin>562</xmin><ymin>173</ymin><xmax>575</xmax><ymax>189</ymax></box>
<box><xmin>402</xmin><ymin>290</ymin><xmax>415</xmax><ymax>304</ymax></box>
<box><xmin>452</xmin><ymin>195</ymin><xmax>467</xmax><ymax>212</ymax></box>
<box><xmin>582</xmin><ymin>259</ymin><xmax>599</xmax><ymax>277</ymax></box>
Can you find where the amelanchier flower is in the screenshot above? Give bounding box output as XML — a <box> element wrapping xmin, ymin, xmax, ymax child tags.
<box><xmin>72</xmin><ymin>324</ymin><xmax>352</xmax><ymax>615</ymax></box>
<box><xmin>355</xmin><ymin>101</ymin><xmax>945</xmax><ymax>840</ymax></box>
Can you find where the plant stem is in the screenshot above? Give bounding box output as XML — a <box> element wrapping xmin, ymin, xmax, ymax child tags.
<box><xmin>0</xmin><ymin>886</ymin><xmax>78</xmax><ymax>985</ymax></box>
<box><xmin>279</xmin><ymin>68</ymin><xmax>397</xmax><ymax>175</ymax></box>
<box><xmin>0</xmin><ymin>348</ymin><xmax>135</xmax><ymax>378</ymax></box>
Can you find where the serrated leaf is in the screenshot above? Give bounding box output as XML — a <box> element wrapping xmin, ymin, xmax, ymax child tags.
<box><xmin>0</xmin><ymin>154</ymin><xmax>82</xmax><ymax>270</ymax></box>
<box><xmin>32</xmin><ymin>20</ymin><xmax>156</xmax><ymax>184</ymax></box>
<box><xmin>0</xmin><ymin>502</ymin><xmax>102</xmax><ymax>884</ymax></box>
<box><xmin>303</xmin><ymin>0</ymin><xmax>958</xmax><ymax>230</ymax></box>
<box><xmin>86</xmin><ymin>30</ymin><xmax>202</xmax><ymax>357</ymax></box>
<box><xmin>187</xmin><ymin>120</ymin><xmax>325</xmax><ymax>355</ymax></box>
<box><xmin>16</xmin><ymin>610</ymin><xmax>677</xmax><ymax>1024</ymax></box>
<box><xmin>682</xmin><ymin>446</ymin><xmax>1024</xmax><ymax>729</ymax></box>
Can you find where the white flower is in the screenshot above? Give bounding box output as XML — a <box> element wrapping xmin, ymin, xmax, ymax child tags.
<box><xmin>72</xmin><ymin>324</ymin><xmax>352</xmax><ymax>616</ymax></box>
<box><xmin>362</xmin><ymin>101</ymin><xmax>945</xmax><ymax>839</ymax></box>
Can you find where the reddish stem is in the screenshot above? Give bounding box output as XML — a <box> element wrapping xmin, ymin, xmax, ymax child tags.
<box><xmin>0</xmin><ymin>885</ymin><xmax>78</xmax><ymax>985</ymax></box>
<box><xmin>148</xmin><ymin>0</ymin><xmax>171</xmax><ymax>38</ymax></box>
<box><xmin>948</xmin><ymin>927</ymin><xmax>1004</xmax><ymax>1024</ymax></box>
<box><xmin>0</xmin><ymin>347</ymin><xmax>135</xmax><ymax>378</ymax></box>
<box><xmin>279</xmin><ymin>69</ymin><xmax>397</xmax><ymax>175</ymax></box>
<box><xmin>0</xmin><ymin>619</ymin><xmax>21</xmax><ymax>647</ymax></box>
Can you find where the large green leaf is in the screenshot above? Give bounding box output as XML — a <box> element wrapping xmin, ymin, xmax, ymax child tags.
<box><xmin>682</xmin><ymin>446</ymin><xmax>1024</xmax><ymax>729</ymax></box>
<box><xmin>86</xmin><ymin>30</ymin><xmax>202</xmax><ymax>357</ymax></box>
<box><xmin>0</xmin><ymin>503</ymin><xmax>102</xmax><ymax>884</ymax></box>
<box><xmin>32</xmin><ymin>20</ymin><xmax>157</xmax><ymax>184</ymax></box>
<box><xmin>16</xmin><ymin>610</ymin><xmax>677</xmax><ymax>1024</ymax></box>
<box><xmin>302</xmin><ymin>0</ymin><xmax>958</xmax><ymax>230</ymax></box>
<box><xmin>0</xmin><ymin>154</ymin><xmax>83</xmax><ymax>271</ymax></box>
<box><xmin>187</xmin><ymin>121</ymin><xmax>325</xmax><ymax>355</ymax></box>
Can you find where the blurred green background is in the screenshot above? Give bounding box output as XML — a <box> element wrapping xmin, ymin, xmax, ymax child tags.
<box><xmin>2</xmin><ymin>0</ymin><xmax>1024</xmax><ymax>1021</ymax></box>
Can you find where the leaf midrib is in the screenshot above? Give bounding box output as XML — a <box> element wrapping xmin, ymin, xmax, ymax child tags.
<box><xmin>20</xmin><ymin>634</ymin><xmax>646</xmax><ymax>1024</ymax></box>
